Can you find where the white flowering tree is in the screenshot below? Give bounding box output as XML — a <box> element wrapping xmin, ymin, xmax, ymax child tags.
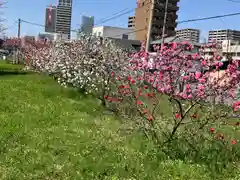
<box><xmin>0</xmin><ymin>1</ymin><xmax>7</xmax><ymax>36</ymax></box>
<box><xmin>22</xmin><ymin>35</ymin><xmax>129</xmax><ymax>106</ymax></box>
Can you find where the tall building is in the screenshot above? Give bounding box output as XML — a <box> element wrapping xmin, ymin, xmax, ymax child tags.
<box><xmin>56</xmin><ymin>0</ymin><xmax>72</xmax><ymax>39</ymax></box>
<box><xmin>176</xmin><ymin>28</ymin><xmax>200</xmax><ymax>43</ymax></box>
<box><xmin>80</xmin><ymin>16</ymin><xmax>94</xmax><ymax>34</ymax></box>
<box><xmin>128</xmin><ymin>16</ymin><xmax>135</xmax><ymax>28</ymax></box>
<box><xmin>208</xmin><ymin>29</ymin><xmax>240</xmax><ymax>43</ymax></box>
<box><xmin>45</xmin><ymin>5</ymin><xmax>57</xmax><ymax>33</ymax></box>
<box><xmin>77</xmin><ymin>16</ymin><xmax>94</xmax><ymax>39</ymax></box>
<box><xmin>135</xmin><ymin>0</ymin><xmax>179</xmax><ymax>41</ymax></box>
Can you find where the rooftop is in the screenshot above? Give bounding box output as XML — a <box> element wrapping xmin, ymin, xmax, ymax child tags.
<box><xmin>151</xmin><ymin>36</ymin><xmax>203</xmax><ymax>46</ymax></box>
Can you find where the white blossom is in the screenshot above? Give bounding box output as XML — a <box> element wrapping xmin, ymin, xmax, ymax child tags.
<box><xmin>22</xmin><ymin>36</ymin><xmax>130</xmax><ymax>97</ymax></box>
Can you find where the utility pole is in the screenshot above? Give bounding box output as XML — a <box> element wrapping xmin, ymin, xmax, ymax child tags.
<box><xmin>146</xmin><ymin>0</ymin><xmax>155</xmax><ymax>52</ymax></box>
<box><xmin>160</xmin><ymin>0</ymin><xmax>169</xmax><ymax>51</ymax></box>
<box><xmin>18</xmin><ymin>18</ymin><xmax>21</xmax><ymax>38</ymax></box>
<box><xmin>17</xmin><ymin>18</ymin><xmax>21</xmax><ymax>64</ymax></box>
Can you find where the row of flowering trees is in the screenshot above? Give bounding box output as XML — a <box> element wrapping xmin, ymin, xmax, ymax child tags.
<box><xmin>21</xmin><ymin>35</ymin><xmax>240</xmax><ymax>148</ymax></box>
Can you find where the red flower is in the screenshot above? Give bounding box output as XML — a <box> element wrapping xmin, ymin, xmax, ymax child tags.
<box><xmin>111</xmin><ymin>72</ymin><xmax>115</xmax><ymax>77</ymax></box>
<box><xmin>117</xmin><ymin>76</ymin><xmax>121</xmax><ymax>81</ymax></box>
<box><xmin>136</xmin><ymin>100</ymin><xmax>143</xmax><ymax>105</ymax></box>
<box><xmin>146</xmin><ymin>93</ymin><xmax>151</xmax><ymax>97</ymax></box>
<box><xmin>148</xmin><ymin>115</ymin><xmax>153</xmax><ymax>121</ymax></box>
<box><xmin>210</xmin><ymin>127</ymin><xmax>214</xmax><ymax>133</ymax></box>
<box><xmin>118</xmin><ymin>85</ymin><xmax>125</xmax><ymax>89</ymax></box>
<box><xmin>232</xmin><ymin>139</ymin><xmax>237</xmax><ymax>145</ymax></box>
<box><xmin>191</xmin><ymin>114</ymin><xmax>199</xmax><ymax>119</ymax></box>
<box><xmin>104</xmin><ymin>95</ymin><xmax>108</xmax><ymax>99</ymax></box>
<box><xmin>131</xmin><ymin>79</ymin><xmax>136</xmax><ymax>84</ymax></box>
<box><xmin>144</xmin><ymin>85</ymin><xmax>148</xmax><ymax>89</ymax></box>
<box><xmin>175</xmin><ymin>113</ymin><xmax>181</xmax><ymax>119</ymax></box>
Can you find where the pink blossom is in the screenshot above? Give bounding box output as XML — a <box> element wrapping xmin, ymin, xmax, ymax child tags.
<box><xmin>216</xmin><ymin>55</ymin><xmax>222</xmax><ymax>60</ymax></box>
<box><xmin>172</xmin><ymin>42</ymin><xmax>177</xmax><ymax>49</ymax></box>
<box><xmin>233</xmin><ymin>101</ymin><xmax>240</xmax><ymax>111</ymax></box>
<box><xmin>198</xmin><ymin>78</ymin><xmax>206</xmax><ymax>83</ymax></box>
<box><xmin>201</xmin><ymin>60</ymin><xmax>207</xmax><ymax>65</ymax></box>
<box><xmin>183</xmin><ymin>76</ymin><xmax>189</xmax><ymax>80</ymax></box>
<box><xmin>198</xmin><ymin>85</ymin><xmax>205</xmax><ymax>91</ymax></box>
<box><xmin>186</xmin><ymin>84</ymin><xmax>191</xmax><ymax>89</ymax></box>
<box><xmin>187</xmin><ymin>94</ymin><xmax>193</xmax><ymax>99</ymax></box>
<box><xmin>218</xmin><ymin>62</ymin><xmax>223</xmax><ymax>67</ymax></box>
<box><xmin>195</xmin><ymin>72</ymin><xmax>202</xmax><ymax>80</ymax></box>
<box><xmin>192</xmin><ymin>53</ymin><xmax>199</xmax><ymax>60</ymax></box>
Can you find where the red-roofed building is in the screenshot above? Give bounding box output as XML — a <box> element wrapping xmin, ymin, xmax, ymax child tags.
<box><xmin>2</xmin><ymin>39</ymin><xmax>21</xmax><ymax>53</ymax></box>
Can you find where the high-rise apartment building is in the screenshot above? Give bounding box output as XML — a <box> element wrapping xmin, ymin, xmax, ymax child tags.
<box><xmin>80</xmin><ymin>16</ymin><xmax>94</xmax><ymax>34</ymax></box>
<box><xmin>77</xmin><ymin>16</ymin><xmax>94</xmax><ymax>39</ymax></box>
<box><xmin>128</xmin><ymin>16</ymin><xmax>135</xmax><ymax>28</ymax></box>
<box><xmin>135</xmin><ymin>0</ymin><xmax>179</xmax><ymax>41</ymax></box>
<box><xmin>176</xmin><ymin>28</ymin><xmax>200</xmax><ymax>43</ymax></box>
<box><xmin>45</xmin><ymin>5</ymin><xmax>57</xmax><ymax>33</ymax></box>
<box><xmin>208</xmin><ymin>29</ymin><xmax>240</xmax><ymax>43</ymax></box>
<box><xmin>56</xmin><ymin>0</ymin><xmax>72</xmax><ymax>39</ymax></box>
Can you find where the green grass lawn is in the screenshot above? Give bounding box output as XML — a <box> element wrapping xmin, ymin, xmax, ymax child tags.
<box><xmin>0</xmin><ymin>60</ymin><xmax>25</xmax><ymax>75</ymax></box>
<box><xmin>0</xmin><ymin>63</ymin><xmax>239</xmax><ymax>179</ymax></box>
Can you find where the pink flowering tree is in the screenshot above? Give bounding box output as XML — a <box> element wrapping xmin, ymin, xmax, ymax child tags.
<box><xmin>106</xmin><ymin>42</ymin><xmax>240</xmax><ymax>146</ymax></box>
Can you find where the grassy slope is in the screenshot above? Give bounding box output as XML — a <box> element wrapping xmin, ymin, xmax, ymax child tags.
<box><xmin>0</xmin><ymin>63</ymin><xmax>238</xmax><ymax>179</ymax></box>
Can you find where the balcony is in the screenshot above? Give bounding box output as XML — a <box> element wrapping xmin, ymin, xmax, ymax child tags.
<box><xmin>152</xmin><ymin>19</ymin><xmax>177</xmax><ymax>27</ymax></box>
<box><xmin>151</xmin><ymin>25</ymin><xmax>176</xmax><ymax>32</ymax></box>
<box><xmin>153</xmin><ymin>11</ymin><xmax>178</xmax><ymax>19</ymax></box>
<box><xmin>154</xmin><ymin>5</ymin><xmax>179</xmax><ymax>12</ymax></box>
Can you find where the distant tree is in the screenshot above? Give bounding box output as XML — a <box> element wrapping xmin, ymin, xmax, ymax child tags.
<box><xmin>0</xmin><ymin>1</ymin><xmax>7</xmax><ymax>36</ymax></box>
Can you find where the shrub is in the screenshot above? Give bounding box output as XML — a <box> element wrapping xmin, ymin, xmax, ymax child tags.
<box><xmin>106</xmin><ymin>42</ymin><xmax>240</xmax><ymax>148</ymax></box>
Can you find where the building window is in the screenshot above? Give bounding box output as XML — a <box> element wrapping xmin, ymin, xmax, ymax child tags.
<box><xmin>122</xmin><ymin>34</ymin><xmax>128</xmax><ymax>39</ymax></box>
<box><xmin>98</xmin><ymin>32</ymin><xmax>101</xmax><ymax>36</ymax></box>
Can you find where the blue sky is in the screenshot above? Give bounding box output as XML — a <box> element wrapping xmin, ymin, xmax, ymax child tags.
<box><xmin>3</xmin><ymin>0</ymin><xmax>240</xmax><ymax>40</ymax></box>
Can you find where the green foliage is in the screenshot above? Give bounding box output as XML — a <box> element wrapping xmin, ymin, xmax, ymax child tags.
<box><xmin>237</xmin><ymin>88</ymin><xmax>240</xmax><ymax>100</ymax></box>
